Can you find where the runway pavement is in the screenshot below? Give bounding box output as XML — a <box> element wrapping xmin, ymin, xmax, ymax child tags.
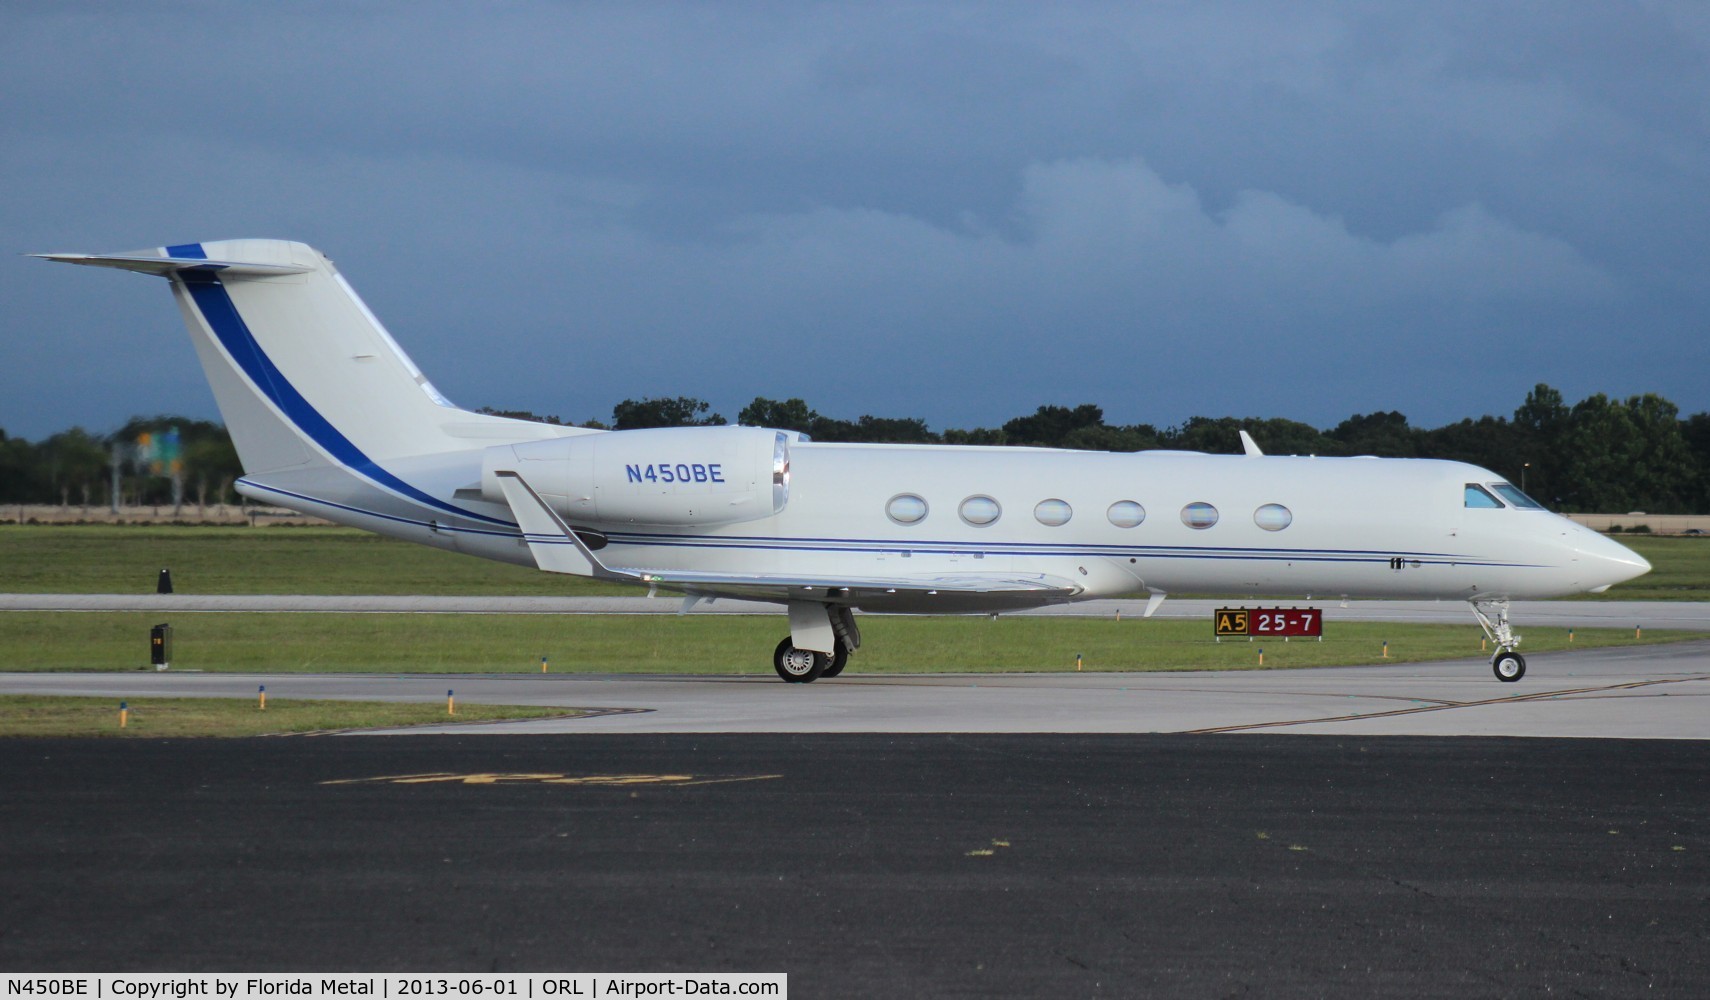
<box><xmin>2</xmin><ymin>734</ymin><xmax>1706</xmax><ymax>995</ymax></box>
<box><xmin>8</xmin><ymin>601</ymin><xmax>1709</xmax><ymax>992</ymax></box>
<box><xmin>5</xmin><ymin>640</ymin><xmax>1708</xmax><ymax>739</ymax></box>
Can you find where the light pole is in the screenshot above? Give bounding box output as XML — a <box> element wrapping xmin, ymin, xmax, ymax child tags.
<box><xmin>1522</xmin><ymin>462</ymin><xmax>1530</xmax><ymax>493</ymax></box>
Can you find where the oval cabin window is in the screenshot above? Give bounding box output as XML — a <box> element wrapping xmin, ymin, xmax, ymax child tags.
<box><xmin>1107</xmin><ymin>501</ymin><xmax>1145</xmax><ymax>528</ymax></box>
<box><xmin>1034</xmin><ymin>499</ymin><xmax>1073</xmax><ymax>526</ymax></box>
<box><xmin>1181</xmin><ymin>502</ymin><xmax>1219</xmax><ymax>529</ymax></box>
<box><xmin>959</xmin><ymin>495</ymin><xmax>1002</xmax><ymax>526</ymax></box>
<box><xmin>887</xmin><ymin>494</ymin><xmax>928</xmax><ymax>525</ymax></box>
<box><xmin>1254</xmin><ymin>504</ymin><xmax>1292</xmax><ymax>531</ymax></box>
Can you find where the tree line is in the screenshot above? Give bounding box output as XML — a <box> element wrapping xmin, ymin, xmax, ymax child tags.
<box><xmin>4</xmin><ymin>385</ymin><xmax>1706</xmax><ymax>513</ymax></box>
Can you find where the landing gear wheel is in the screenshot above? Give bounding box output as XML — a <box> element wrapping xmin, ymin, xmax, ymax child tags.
<box><xmin>1492</xmin><ymin>650</ymin><xmax>1526</xmax><ymax>683</ymax></box>
<box><xmin>821</xmin><ymin>641</ymin><xmax>850</xmax><ymax>679</ymax></box>
<box><xmin>773</xmin><ymin>637</ymin><xmax>827</xmax><ymax>683</ymax></box>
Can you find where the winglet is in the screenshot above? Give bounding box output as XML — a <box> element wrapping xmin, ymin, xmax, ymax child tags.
<box><xmin>1238</xmin><ymin>430</ymin><xmax>1264</xmax><ymax>457</ymax></box>
<box><xmin>493</xmin><ymin>471</ymin><xmax>637</xmax><ymax>582</ymax></box>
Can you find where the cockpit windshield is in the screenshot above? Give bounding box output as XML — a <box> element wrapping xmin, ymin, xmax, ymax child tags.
<box><xmin>1465</xmin><ymin>484</ymin><xmax>1503</xmax><ymax>509</ymax></box>
<box><xmin>1490</xmin><ymin>483</ymin><xmax>1546</xmax><ymax>509</ymax></box>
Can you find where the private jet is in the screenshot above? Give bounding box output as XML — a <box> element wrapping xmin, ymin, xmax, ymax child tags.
<box><xmin>38</xmin><ymin>240</ymin><xmax>1651</xmax><ymax>682</ymax></box>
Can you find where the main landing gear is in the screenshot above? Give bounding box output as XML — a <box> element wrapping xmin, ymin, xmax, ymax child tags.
<box><xmin>1470</xmin><ymin>598</ymin><xmax>1526</xmax><ymax>682</ymax></box>
<box><xmin>772</xmin><ymin>637</ymin><xmax>851</xmax><ymax>683</ymax></box>
<box><xmin>772</xmin><ymin>602</ymin><xmax>859</xmax><ymax>683</ymax></box>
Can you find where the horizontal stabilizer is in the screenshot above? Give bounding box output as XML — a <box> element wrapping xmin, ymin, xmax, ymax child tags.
<box><xmin>32</xmin><ymin>252</ymin><xmax>311</xmax><ymax>277</ymax></box>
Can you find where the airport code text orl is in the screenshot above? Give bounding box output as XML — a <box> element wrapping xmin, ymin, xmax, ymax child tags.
<box><xmin>5</xmin><ymin>977</ymin><xmax>785</xmax><ymax>1000</ymax></box>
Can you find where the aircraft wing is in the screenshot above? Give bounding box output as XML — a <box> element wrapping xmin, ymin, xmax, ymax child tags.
<box><xmin>611</xmin><ymin>567</ymin><xmax>1085</xmax><ymax>605</ymax></box>
<box><xmin>493</xmin><ymin>469</ymin><xmax>1083</xmax><ymax>606</ymax></box>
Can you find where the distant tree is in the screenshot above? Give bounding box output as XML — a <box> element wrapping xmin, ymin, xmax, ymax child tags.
<box><xmin>738</xmin><ymin>397</ymin><xmax>819</xmax><ymax>435</ymax></box>
<box><xmin>1327</xmin><ymin>411</ymin><xmax>1421</xmax><ymax>457</ymax></box>
<box><xmin>476</xmin><ymin>406</ymin><xmax>574</xmax><ymax>426</ymax></box>
<box><xmin>1514</xmin><ymin>383</ymin><xmax>1570</xmax><ymax>436</ymax></box>
<box><xmin>1002</xmin><ymin>404</ymin><xmax>1106</xmax><ymax>447</ymax></box>
<box><xmin>1620</xmin><ymin>393</ymin><xmax>1695</xmax><ymax>512</ymax></box>
<box><xmin>111</xmin><ymin>416</ymin><xmax>238</xmax><ymax>507</ymax></box>
<box><xmin>1061</xmin><ymin>422</ymin><xmax>1162</xmax><ymax>452</ymax></box>
<box><xmin>1237</xmin><ymin>418</ymin><xmax>1332</xmax><ymax>457</ymax></box>
<box><xmin>1422</xmin><ymin>416</ymin><xmax>1525</xmax><ymax>485</ymax></box>
<box><xmin>941</xmin><ymin>426</ymin><xmax>1008</xmax><ymax>446</ymax></box>
<box><xmin>0</xmin><ymin>431</ymin><xmax>37</xmax><ymax>503</ymax></box>
<box><xmin>183</xmin><ymin>434</ymin><xmax>241</xmax><ymax>507</ymax></box>
<box><xmin>612</xmin><ymin>396</ymin><xmax>726</xmax><ymax>430</ymax></box>
<box><xmin>1511</xmin><ymin>383</ymin><xmax>1571</xmax><ymax>502</ymax></box>
<box><xmin>1167</xmin><ymin>416</ymin><xmax>1244</xmax><ymax>454</ymax></box>
<box><xmin>1683</xmin><ymin>412</ymin><xmax>1710</xmax><ymax>511</ymax></box>
<box><xmin>37</xmin><ymin>428</ymin><xmax>108</xmax><ymax>507</ymax></box>
<box><xmin>850</xmin><ymin>415</ymin><xmax>937</xmax><ymax>444</ymax></box>
<box><xmin>7</xmin><ymin>383</ymin><xmax>1703</xmax><ymax>515</ymax></box>
<box><xmin>1555</xmin><ymin>394</ymin><xmax>1694</xmax><ymax>513</ymax></box>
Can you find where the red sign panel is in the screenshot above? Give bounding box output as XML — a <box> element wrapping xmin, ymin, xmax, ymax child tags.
<box><xmin>1214</xmin><ymin>607</ymin><xmax>1323</xmax><ymax>638</ymax></box>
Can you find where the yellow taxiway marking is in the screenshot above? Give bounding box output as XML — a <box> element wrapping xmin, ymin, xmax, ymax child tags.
<box><xmin>321</xmin><ymin>772</ymin><xmax>782</xmax><ymax>787</ymax></box>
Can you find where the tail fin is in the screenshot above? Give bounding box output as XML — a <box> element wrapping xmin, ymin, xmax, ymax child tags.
<box><xmin>36</xmin><ymin>239</ymin><xmax>571</xmax><ymax>478</ymax></box>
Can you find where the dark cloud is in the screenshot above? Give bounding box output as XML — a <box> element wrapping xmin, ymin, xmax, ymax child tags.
<box><xmin>3</xmin><ymin>2</ymin><xmax>1706</xmax><ymax>439</ymax></box>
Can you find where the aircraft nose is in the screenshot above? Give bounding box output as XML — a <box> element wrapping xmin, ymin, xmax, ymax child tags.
<box><xmin>1576</xmin><ymin>530</ymin><xmax>1651</xmax><ymax>593</ymax></box>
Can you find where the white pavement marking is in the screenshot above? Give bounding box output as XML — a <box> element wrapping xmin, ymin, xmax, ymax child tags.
<box><xmin>4</xmin><ymin>641</ymin><xmax>1707</xmax><ymax>739</ymax></box>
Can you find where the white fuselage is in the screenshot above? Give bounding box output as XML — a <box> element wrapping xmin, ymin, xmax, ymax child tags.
<box><xmin>238</xmin><ymin>440</ymin><xmax>1649</xmax><ymax>612</ymax></box>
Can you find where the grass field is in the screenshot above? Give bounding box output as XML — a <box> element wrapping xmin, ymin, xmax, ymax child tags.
<box><xmin>1560</xmin><ymin>534</ymin><xmax>1710</xmax><ymax>600</ymax></box>
<box><xmin>0</xmin><ymin>524</ymin><xmax>630</xmax><ymax>595</ymax></box>
<box><xmin>0</xmin><ymin>611</ymin><xmax>1698</xmax><ymax>676</ymax></box>
<box><xmin>2</xmin><ymin>524</ymin><xmax>1705</xmax><ymax>599</ymax></box>
<box><xmin>0</xmin><ymin>694</ymin><xmax>587</xmax><ymax>737</ymax></box>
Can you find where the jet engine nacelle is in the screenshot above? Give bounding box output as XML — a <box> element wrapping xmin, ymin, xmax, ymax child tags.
<box><xmin>481</xmin><ymin>426</ymin><xmax>792</xmax><ymax>526</ymax></box>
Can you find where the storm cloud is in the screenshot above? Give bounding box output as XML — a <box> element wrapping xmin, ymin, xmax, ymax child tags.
<box><xmin>3</xmin><ymin>2</ymin><xmax>1705</xmax><ymax>438</ymax></box>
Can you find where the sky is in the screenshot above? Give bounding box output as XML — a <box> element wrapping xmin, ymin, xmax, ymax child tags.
<box><xmin>3</xmin><ymin>2</ymin><xmax>1707</xmax><ymax>441</ymax></box>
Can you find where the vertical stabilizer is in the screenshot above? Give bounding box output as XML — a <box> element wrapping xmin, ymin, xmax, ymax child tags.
<box><xmin>37</xmin><ymin>240</ymin><xmax>579</xmax><ymax>480</ymax></box>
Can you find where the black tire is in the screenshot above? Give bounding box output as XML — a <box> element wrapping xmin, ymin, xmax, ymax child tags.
<box><xmin>1492</xmin><ymin>650</ymin><xmax>1526</xmax><ymax>683</ymax></box>
<box><xmin>773</xmin><ymin>637</ymin><xmax>827</xmax><ymax>683</ymax></box>
<box><xmin>821</xmin><ymin>641</ymin><xmax>850</xmax><ymax>678</ymax></box>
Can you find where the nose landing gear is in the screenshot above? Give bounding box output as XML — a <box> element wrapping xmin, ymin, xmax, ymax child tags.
<box><xmin>1491</xmin><ymin>649</ymin><xmax>1526</xmax><ymax>682</ymax></box>
<box><xmin>1470</xmin><ymin>598</ymin><xmax>1526</xmax><ymax>682</ymax></box>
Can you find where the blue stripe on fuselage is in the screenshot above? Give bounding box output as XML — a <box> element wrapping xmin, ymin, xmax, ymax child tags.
<box><xmin>178</xmin><ymin>265</ymin><xmax>512</xmax><ymax>526</ymax></box>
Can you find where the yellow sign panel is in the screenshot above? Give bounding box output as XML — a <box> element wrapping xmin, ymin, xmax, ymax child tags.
<box><xmin>1214</xmin><ymin>609</ymin><xmax>1250</xmax><ymax>636</ymax></box>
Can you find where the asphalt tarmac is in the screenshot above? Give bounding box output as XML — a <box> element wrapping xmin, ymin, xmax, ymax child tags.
<box><xmin>7</xmin><ymin>640</ymin><xmax>1709</xmax><ymax>738</ymax></box>
<box><xmin>2</xmin><ymin>734</ymin><xmax>1707</xmax><ymax>996</ymax></box>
